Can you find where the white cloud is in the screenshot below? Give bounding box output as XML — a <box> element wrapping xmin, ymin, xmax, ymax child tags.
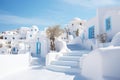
<box><xmin>63</xmin><ymin>0</ymin><xmax>120</xmax><ymax>8</ymax></box>
<box><xmin>0</xmin><ymin>14</ymin><xmax>55</xmax><ymax>26</ymax></box>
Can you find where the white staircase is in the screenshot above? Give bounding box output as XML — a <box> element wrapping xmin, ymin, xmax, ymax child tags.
<box><xmin>46</xmin><ymin>50</ymin><xmax>90</xmax><ymax>74</ymax></box>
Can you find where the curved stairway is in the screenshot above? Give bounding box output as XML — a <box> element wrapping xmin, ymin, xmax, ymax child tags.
<box><xmin>46</xmin><ymin>44</ymin><xmax>90</xmax><ymax>74</ymax></box>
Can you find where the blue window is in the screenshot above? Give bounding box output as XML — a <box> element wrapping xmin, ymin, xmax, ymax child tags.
<box><xmin>30</xmin><ymin>35</ymin><xmax>32</xmax><ymax>37</ymax></box>
<box><xmin>88</xmin><ymin>26</ymin><xmax>95</xmax><ymax>39</ymax></box>
<box><xmin>68</xmin><ymin>32</ymin><xmax>71</xmax><ymax>35</ymax></box>
<box><xmin>5</xmin><ymin>37</ymin><xmax>7</xmax><ymax>39</ymax></box>
<box><xmin>105</xmin><ymin>17</ymin><xmax>111</xmax><ymax>31</ymax></box>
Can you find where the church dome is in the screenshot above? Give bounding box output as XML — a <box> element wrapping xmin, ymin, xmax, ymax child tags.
<box><xmin>70</xmin><ymin>17</ymin><xmax>82</xmax><ymax>24</ymax></box>
<box><xmin>72</xmin><ymin>17</ymin><xmax>81</xmax><ymax>21</ymax></box>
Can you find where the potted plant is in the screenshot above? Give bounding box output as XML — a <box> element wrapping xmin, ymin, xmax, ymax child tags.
<box><xmin>97</xmin><ymin>33</ymin><xmax>107</xmax><ymax>47</ymax></box>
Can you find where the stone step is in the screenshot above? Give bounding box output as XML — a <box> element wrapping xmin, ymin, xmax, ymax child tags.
<box><xmin>64</xmin><ymin>50</ymin><xmax>90</xmax><ymax>56</ymax></box>
<box><xmin>58</xmin><ymin>56</ymin><xmax>80</xmax><ymax>61</ymax></box>
<box><xmin>30</xmin><ymin>58</ymin><xmax>41</xmax><ymax>65</ymax></box>
<box><xmin>46</xmin><ymin>65</ymin><xmax>80</xmax><ymax>74</ymax></box>
<box><xmin>67</xmin><ymin>44</ymin><xmax>85</xmax><ymax>50</ymax></box>
<box><xmin>51</xmin><ymin>60</ymin><xmax>79</xmax><ymax>67</ymax></box>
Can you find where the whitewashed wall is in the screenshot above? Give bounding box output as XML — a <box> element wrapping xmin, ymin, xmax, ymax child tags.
<box><xmin>97</xmin><ymin>8</ymin><xmax>120</xmax><ymax>39</ymax></box>
<box><xmin>0</xmin><ymin>53</ymin><xmax>29</xmax><ymax>78</ymax></box>
<box><xmin>107</xmin><ymin>15</ymin><xmax>120</xmax><ymax>40</ymax></box>
<box><xmin>41</xmin><ymin>38</ymin><xmax>49</xmax><ymax>58</ymax></box>
<box><xmin>83</xmin><ymin>7</ymin><xmax>120</xmax><ymax>49</ymax></box>
<box><xmin>85</xmin><ymin>17</ymin><xmax>97</xmax><ymax>39</ymax></box>
<box><xmin>81</xmin><ymin>47</ymin><xmax>120</xmax><ymax>79</ymax></box>
<box><xmin>84</xmin><ymin>17</ymin><xmax>98</xmax><ymax>49</ymax></box>
<box><xmin>29</xmin><ymin>34</ymin><xmax>49</xmax><ymax>58</ymax></box>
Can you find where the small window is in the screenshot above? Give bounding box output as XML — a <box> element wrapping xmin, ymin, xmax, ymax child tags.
<box><xmin>5</xmin><ymin>37</ymin><xmax>7</xmax><ymax>40</ymax></box>
<box><xmin>30</xmin><ymin>35</ymin><xmax>32</xmax><ymax>37</ymax></box>
<box><xmin>80</xmin><ymin>23</ymin><xmax>82</xmax><ymax>25</ymax></box>
<box><xmin>8</xmin><ymin>41</ymin><xmax>11</xmax><ymax>44</ymax></box>
<box><xmin>20</xmin><ymin>37</ymin><xmax>23</xmax><ymax>39</ymax></box>
<box><xmin>68</xmin><ymin>32</ymin><xmax>71</xmax><ymax>35</ymax></box>
<box><xmin>2</xmin><ymin>51</ymin><xmax>4</xmax><ymax>53</ymax></box>
<box><xmin>13</xmin><ymin>37</ymin><xmax>15</xmax><ymax>39</ymax></box>
<box><xmin>31</xmin><ymin>29</ymin><xmax>33</xmax><ymax>31</ymax></box>
<box><xmin>105</xmin><ymin>17</ymin><xmax>111</xmax><ymax>31</ymax></box>
<box><xmin>72</xmin><ymin>24</ymin><xmax>74</xmax><ymax>26</ymax></box>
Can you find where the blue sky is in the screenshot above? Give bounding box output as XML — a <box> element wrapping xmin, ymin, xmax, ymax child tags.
<box><xmin>0</xmin><ymin>0</ymin><xmax>120</xmax><ymax>31</ymax></box>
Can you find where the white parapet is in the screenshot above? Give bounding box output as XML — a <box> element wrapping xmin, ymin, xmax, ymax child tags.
<box><xmin>81</xmin><ymin>46</ymin><xmax>120</xmax><ymax>79</ymax></box>
<box><xmin>46</xmin><ymin>51</ymin><xmax>63</xmax><ymax>66</ymax></box>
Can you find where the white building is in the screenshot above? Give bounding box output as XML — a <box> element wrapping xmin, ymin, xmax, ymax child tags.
<box><xmin>67</xmin><ymin>18</ymin><xmax>86</xmax><ymax>37</ymax></box>
<box><xmin>18</xmin><ymin>27</ymin><xmax>30</xmax><ymax>39</ymax></box>
<box><xmin>83</xmin><ymin>7</ymin><xmax>120</xmax><ymax>50</ymax></box>
<box><xmin>63</xmin><ymin>18</ymin><xmax>86</xmax><ymax>43</ymax></box>
<box><xmin>0</xmin><ymin>25</ymin><xmax>49</xmax><ymax>58</ymax></box>
<box><xmin>28</xmin><ymin>31</ymin><xmax>49</xmax><ymax>58</ymax></box>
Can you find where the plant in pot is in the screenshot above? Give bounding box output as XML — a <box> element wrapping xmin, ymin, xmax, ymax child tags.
<box><xmin>97</xmin><ymin>33</ymin><xmax>107</xmax><ymax>47</ymax></box>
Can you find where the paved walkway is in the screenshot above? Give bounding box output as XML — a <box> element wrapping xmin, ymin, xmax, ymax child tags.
<box><xmin>1</xmin><ymin>64</ymin><xmax>116</xmax><ymax>80</ymax></box>
<box><xmin>1</xmin><ymin>66</ymin><xmax>75</xmax><ymax>80</ymax></box>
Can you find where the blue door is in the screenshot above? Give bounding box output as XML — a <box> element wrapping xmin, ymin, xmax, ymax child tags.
<box><xmin>36</xmin><ymin>41</ymin><xmax>41</xmax><ymax>55</ymax></box>
<box><xmin>12</xmin><ymin>47</ymin><xmax>18</xmax><ymax>54</ymax></box>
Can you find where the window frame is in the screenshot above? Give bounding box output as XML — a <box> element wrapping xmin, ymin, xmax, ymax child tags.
<box><xmin>105</xmin><ymin>17</ymin><xmax>111</xmax><ymax>31</ymax></box>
